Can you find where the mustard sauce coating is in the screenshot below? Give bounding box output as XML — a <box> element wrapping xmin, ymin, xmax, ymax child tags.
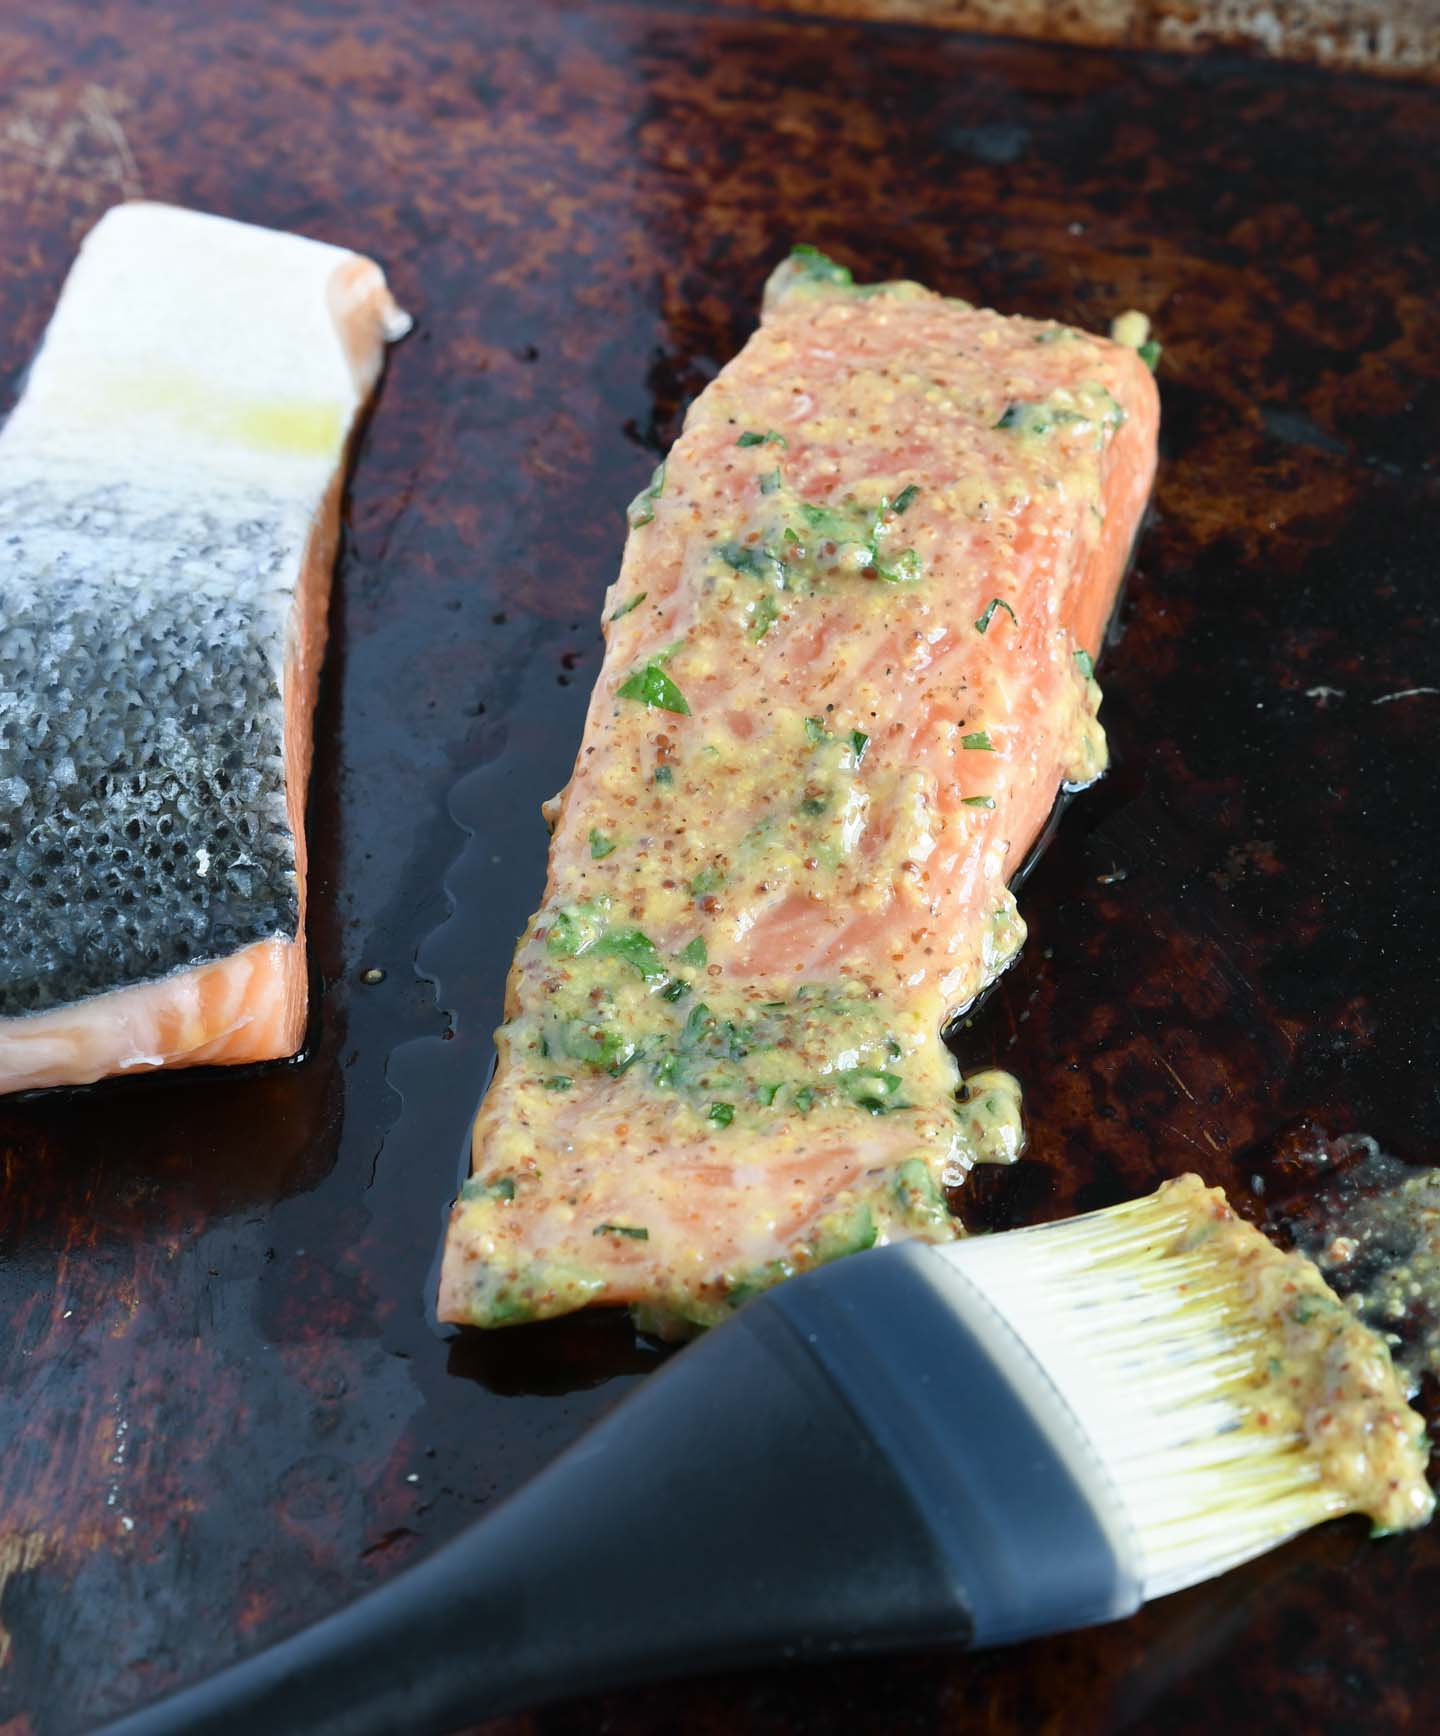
<box><xmin>438</xmin><ymin>251</ymin><xmax>1159</xmax><ymax>1330</ymax></box>
<box><xmin>1306</xmin><ymin>1153</ymin><xmax>1440</xmax><ymax>1387</ymax></box>
<box><xmin>1165</xmin><ymin>1175</ymin><xmax>1433</xmax><ymax>1534</ymax></box>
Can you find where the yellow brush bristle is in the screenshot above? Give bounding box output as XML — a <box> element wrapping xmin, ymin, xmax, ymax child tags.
<box><xmin>938</xmin><ymin>1175</ymin><xmax>1433</xmax><ymax>1600</ymax></box>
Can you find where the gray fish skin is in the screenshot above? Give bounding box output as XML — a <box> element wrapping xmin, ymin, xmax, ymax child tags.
<box><xmin>0</xmin><ymin>476</ymin><xmax>300</xmax><ymax>1018</ymax></box>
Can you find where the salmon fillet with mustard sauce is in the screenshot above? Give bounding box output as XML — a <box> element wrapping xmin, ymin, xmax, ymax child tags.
<box><xmin>439</xmin><ymin>248</ymin><xmax>1159</xmax><ymax>1332</ymax></box>
<box><xmin>0</xmin><ymin>203</ymin><xmax>408</xmax><ymax>1094</ymax></box>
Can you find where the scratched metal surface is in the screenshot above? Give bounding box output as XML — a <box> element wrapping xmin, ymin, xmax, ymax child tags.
<box><xmin>0</xmin><ymin>3</ymin><xmax>1436</xmax><ymax>1732</ymax></box>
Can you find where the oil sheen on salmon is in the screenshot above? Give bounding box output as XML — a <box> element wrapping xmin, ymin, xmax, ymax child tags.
<box><xmin>438</xmin><ymin>247</ymin><xmax>1160</xmax><ymax>1332</ymax></box>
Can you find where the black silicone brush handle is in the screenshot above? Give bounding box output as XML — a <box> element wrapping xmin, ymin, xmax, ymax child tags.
<box><xmin>95</xmin><ymin>1244</ymin><xmax>1138</xmax><ymax>1736</ymax></box>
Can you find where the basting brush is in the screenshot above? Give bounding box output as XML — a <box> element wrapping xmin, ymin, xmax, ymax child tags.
<box><xmin>100</xmin><ymin>1175</ymin><xmax>1432</xmax><ymax>1736</ymax></box>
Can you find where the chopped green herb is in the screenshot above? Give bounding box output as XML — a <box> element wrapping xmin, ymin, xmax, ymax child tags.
<box><xmin>997</xmin><ymin>390</ymin><xmax>1126</xmax><ymax>438</ymax></box>
<box><xmin>460</xmin><ymin>1174</ymin><xmax>517</xmax><ymax>1203</ymax></box>
<box><xmin>788</xmin><ymin>244</ymin><xmax>853</xmax><ymax>287</ymax></box>
<box><xmin>995</xmin><ymin>400</ymin><xmax>1075</xmax><ymax>435</ymax></box>
<box><xmin>617</xmin><ymin>661</ymin><xmax>690</xmax><ymax>714</ymax></box>
<box><xmin>892</xmin><ymin>1157</ymin><xmax>948</xmax><ymax>1228</ymax></box>
<box><xmin>708</xmin><ymin>1102</ymin><xmax>735</xmax><ymax>1128</ymax></box>
<box><xmin>660</xmin><ymin>979</ymin><xmax>690</xmax><ymax>1002</ymax></box>
<box><xmin>875</xmin><ymin>546</ymin><xmax>922</xmax><ymax>584</ymax></box>
<box><xmin>1138</xmin><ymin>339</ymin><xmax>1162</xmax><ymax>371</ymax></box>
<box><xmin>547</xmin><ymin>912</ymin><xmax>585</xmax><ymax>956</ymax></box>
<box><xmin>760</xmin><ymin>468</ymin><xmax>782</xmax><ymax>495</ymax></box>
<box><xmin>598</xmin><ymin>927</ymin><xmax>666</xmax><ymax>982</ymax></box>
<box><xmin>974</xmin><ymin>597</ymin><xmax>1017</xmax><ymax>635</ymax></box>
<box><xmin>891</xmin><ymin>484</ymin><xmax>920</xmax><ymax>514</ymax></box>
<box><xmin>543</xmin><ymin>1076</ymin><xmax>573</xmax><ymax>1091</ymax></box>
<box><xmin>546</xmin><ymin>901</ymin><xmax>607</xmax><ymax>957</ymax></box>
<box><xmin>653</xmin><ymin>765</ymin><xmax>674</xmax><ymax>787</ymax></box>
<box><xmin>678</xmin><ymin>935</ymin><xmax>707</xmax><ymax>969</ymax></box>
<box><xmin>838</xmin><ymin>1068</ymin><xmax>905</xmax><ymax>1114</ymax></box>
<box><xmin>814</xmin><ymin>1204</ymin><xmax>878</xmax><ymax>1259</ymax></box>
<box><xmin>689</xmin><ymin>864</ymin><xmax>726</xmax><ymax>898</ymax></box>
<box><xmin>850</xmin><ymin>730</ymin><xmax>870</xmax><ymax>764</ymax></box>
<box><xmin>595</xmin><ymin>1222</ymin><xmax>650</xmax><ymax>1240</ymax></box>
<box><xmin>725</xmin><ymin>1257</ymin><xmax>795</xmax><ymax>1309</ymax></box>
<box><xmin>626</xmin><ymin>461</ymin><xmax>666</xmax><ymax>528</ymax></box>
<box><xmin>560</xmin><ymin>1019</ymin><xmax>637</xmax><ymax>1074</ymax></box>
<box><xmin>609</xmin><ymin>592</ymin><xmax>647</xmax><ymax>621</ymax></box>
<box><xmin>800</xmin><ymin>501</ymin><xmax>857</xmax><ymax>543</ymax></box>
<box><xmin>589</xmin><ymin>827</ymin><xmax>616</xmax><ymax>859</ymax></box>
<box><xmin>737</xmin><ymin>430</ymin><xmax>788</xmax><ymax>449</ymax></box>
<box><xmin>1074</xmin><ymin>648</ymin><xmax>1096</xmax><ymax>679</ymax></box>
<box><xmin>718</xmin><ymin>540</ymin><xmax>770</xmax><ymax>576</ymax></box>
<box><xmin>961</xmin><ymin>730</ymin><xmax>993</xmax><ymax>752</ymax></box>
<box><xmin>962</xmin><ymin>794</ymin><xmax>996</xmax><ymax>809</ymax></box>
<box><xmin>799</xmin><ymin>795</ymin><xmax>828</xmax><ymax>816</ymax></box>
<box><xmin>804</xmin><ymin>716</ymin><xmax>828</xmax><ymax>745</ymax></box>
<box><xmin>756</xmin><ymin>1083</ymin><xmax>782</xmax><ymax>1107</ymax></box>
<box><xmin>794</xmin><ymin>1086</ymin><xmax>815</xmax><ymax>1113</ymax></box>
<box><xmin>750</xmin><ymin>593</ymin><xmax>781</xmax><ymax>641</ymax></box>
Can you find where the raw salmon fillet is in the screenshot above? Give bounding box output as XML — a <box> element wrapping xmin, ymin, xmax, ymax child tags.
<box><xmin>0</xmin><ymin>203</ymin><xmax>408</xmax><ymax>1094</ymax></box>
<box><xmin>439</xmin><ymin>249</ymin><xmax>1158</xmax><ymax>1331</ymax></box>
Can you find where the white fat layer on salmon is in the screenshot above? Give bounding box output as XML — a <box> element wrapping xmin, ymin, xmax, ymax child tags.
<box><xmin>0</xmin><ymin>202</ymin><xmax>407</xmax><ymax>1093</ymax></box>
<box><xmin>439</xmin><ymin>253</ymin><xmax>1159</xmax><ymax>1331</ymax></box>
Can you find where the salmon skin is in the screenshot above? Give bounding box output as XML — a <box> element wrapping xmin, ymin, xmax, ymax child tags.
<box><xmin>439</xmin><ymin>249</ymin><xmax>1158</xmax><ymax>1333</ymax></box>
<box><xmin>0</xmin><ymin>203</ymin><xmax>408</xmax><ymax>1095</ymax></box>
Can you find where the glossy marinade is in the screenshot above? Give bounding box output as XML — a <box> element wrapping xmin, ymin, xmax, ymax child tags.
<box><xmin>439</xmin><ymin>250</ymin><xmax>1159</xmax><ymax>1331</ymax></box>
<box><xmin>1164</xmin><ymin>1176</ymin><xmax>1432</xmax><ymax>1536</ymax></box>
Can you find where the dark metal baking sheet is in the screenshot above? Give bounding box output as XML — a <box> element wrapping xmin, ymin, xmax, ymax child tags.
<box><xmin>0</xmin><ymin>4</ymin><xmax>1437</xmax><ymax>1731</ymax></box>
